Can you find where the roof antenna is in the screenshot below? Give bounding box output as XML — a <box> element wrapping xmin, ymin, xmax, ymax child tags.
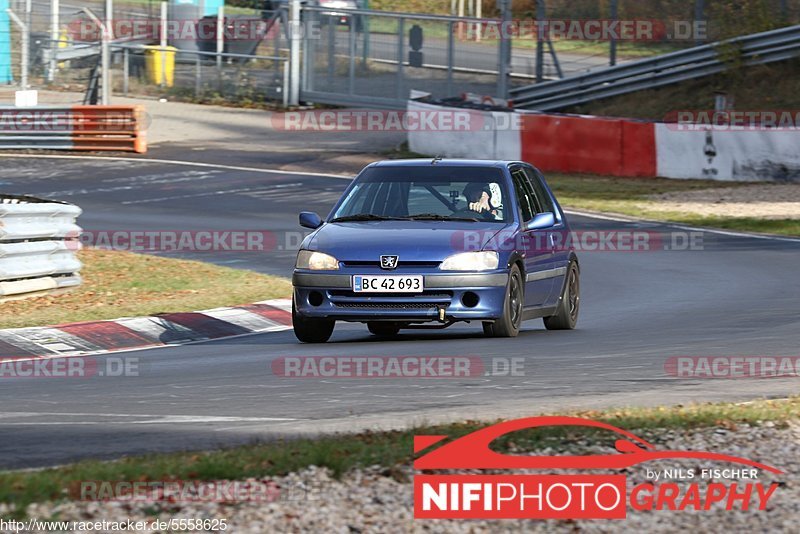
<box><xmin>432</xmin><ymin>155</ymin><xmax>444</xmax><ymax>165</ymax></box>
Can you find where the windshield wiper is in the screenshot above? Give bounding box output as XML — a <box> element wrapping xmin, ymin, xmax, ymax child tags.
<box><xmin>409</xmin><ymin>213</ymin><xmax>482</xmax><ymax>222</ymax></box>
<box><xmin>330</xmin><ymin>214</ymin><xmax>410</xmax><ymax>223</ymax></box>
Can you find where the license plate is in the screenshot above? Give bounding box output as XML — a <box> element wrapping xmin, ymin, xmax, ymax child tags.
<box><xmin>352</xmin><ymin>275</ymin><xmax>424</xmax><ymax>293</ymax></box>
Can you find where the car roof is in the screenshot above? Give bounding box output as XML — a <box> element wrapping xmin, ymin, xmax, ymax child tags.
<box><xmin>368</xmin><ymin>159</ymin><xmax>521</xmax><ymax>169</ymax></box>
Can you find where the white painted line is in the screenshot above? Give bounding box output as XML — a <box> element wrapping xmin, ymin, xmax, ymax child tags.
<box><xmin>0</xmin><ymin>411</ymin><xmax>297</xmax><ymax>420</ymax></box>
<box><xmin>0</xmin><ymin>412</ymin><xmax>302</xmax><ymax>425</ymax></box>
<box><xmin>121</xmin><ymin>186</ymin><xmax>267</xmax><ymax>205</ymax></box>
<box><xmin>0</xmin><ymin>153</ymin><xmax>353</xmax><ymax>179</ymax></box>
<box><xmin>564</xmin><ymin>209</ymin><xmax>800</xmax><ymax>243</ymax></box>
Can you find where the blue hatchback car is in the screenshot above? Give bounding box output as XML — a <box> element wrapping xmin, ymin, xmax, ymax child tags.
<box><xmin>292</xmin><ymin>159</ymin><xmax>580</xmax><ymax>343</ymax></box>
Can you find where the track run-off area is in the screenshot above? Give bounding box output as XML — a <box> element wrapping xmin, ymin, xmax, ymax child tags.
<box><xmin>1</xmin><ymin>153</ymin><xmax>798</xmax><ymax>469</ymax></box>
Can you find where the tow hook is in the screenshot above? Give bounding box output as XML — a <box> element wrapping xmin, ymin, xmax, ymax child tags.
<box><xmin>437</xmin><ymin>306</ymin><xmax>447</xmax><ymax>323</ymax></box>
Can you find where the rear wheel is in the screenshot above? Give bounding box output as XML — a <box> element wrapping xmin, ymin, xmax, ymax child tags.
<box><xmin>292</xmin><ymin>300</ymin><xmax>335</xmax><ymax>343</ymax></box>
<box><xmin>483</xmin><ymin>264</ymin><xmax>523</xmax><ymax>338</ymax></box>
<box><xmin>544</xmin><ymin>261</ymin><xmax>580</xmax><ymax>330</ymax></box>
<box><xmin>367</xmin><ymin>322</ymin><xmax>401</xmax><ymax>337</ymax></box>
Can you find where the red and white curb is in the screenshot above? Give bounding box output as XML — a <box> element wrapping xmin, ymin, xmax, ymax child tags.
<box><xmin>0</xmin><ymin>299</ymin><xmax>292</xmax><ymax>362</ymax></box>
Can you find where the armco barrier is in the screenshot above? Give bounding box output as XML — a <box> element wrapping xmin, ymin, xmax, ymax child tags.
<box><xmin>407</xmin><ymin>100</ymin><xmax>800</xmax><ymax>181</ymax></box>
<box><xmin>0</xmin><ymin>106</ymin><xmax>147</xmax><ymax>153</ymax></box>
<box><xmin>0</xmin><ymin>195</ymin><xmax>82</xmax><ymax>301</ymax></box>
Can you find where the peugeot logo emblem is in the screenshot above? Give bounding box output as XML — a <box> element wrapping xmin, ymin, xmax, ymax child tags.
<box><xmin>380</xmin><ymin>255</ymin><xmax>399</xmax><ymax>270</ymax></box>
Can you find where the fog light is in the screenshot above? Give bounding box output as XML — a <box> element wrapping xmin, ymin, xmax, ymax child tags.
<box><xmin>462</xmin><ymin>292</ymin><xmax>480</xmax><ymax>308</ymax></box>
<box><xmin>308</xmin><ymin>291</ymin><xmax>324</xmax><ymax>307</ymax></box>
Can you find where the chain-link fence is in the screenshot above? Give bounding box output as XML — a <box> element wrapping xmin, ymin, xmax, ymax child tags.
<box><xmin>1</xmin><ymin>1</ymin><xmax>288</xmax><ymax>105</ymax></box>
<box><xmin>301</xmin><ymin>6</ymin><xmax>506</xmax><ymax>107</ymax></box>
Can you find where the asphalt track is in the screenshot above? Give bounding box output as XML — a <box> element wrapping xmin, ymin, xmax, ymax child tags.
<box><xmin>1</xmin><ymin>152</ymin><xmax>799</xmax><ymax>469</ymax></box>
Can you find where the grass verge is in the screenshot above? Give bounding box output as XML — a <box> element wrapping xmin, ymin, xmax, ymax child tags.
<box><xmin>0</xmin><ymin>397</ymin><xmax>797</xmax><ymax>513</ymax></box>
<box><xmin>0</xmin><ymin>249</ymin><xmax>291</xmax><ymax>330</ymax></box>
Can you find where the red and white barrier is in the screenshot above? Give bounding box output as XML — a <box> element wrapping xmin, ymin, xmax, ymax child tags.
<box><xmin>654</xmin><ymin>124</ymin><xmax>800</xmax><ymax>181</ymax></box>
<box><xmin>520</xmin><ymin>113</ymin><xmax>656</xmax><ymax>177</ymax></box>
<box><xmin>407</xmin><ymin>101</ymin><xmax>800</xmax><ymax>181</ymax></box>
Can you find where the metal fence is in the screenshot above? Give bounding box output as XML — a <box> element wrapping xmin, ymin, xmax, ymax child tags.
<box><xmin>113</xmin><ymin>44</ymin><xmax>288</xmax><ymax>105</ymax></box>
<box><xmin>0</xmin><ymin>194</ymin><xmax>82</xmax><ymax>301</ymax></box>
<box><xmin>2</xmin><ymin>1</ymin><xmax>289</xmax><ymax>105</ymax></box>
<box><xmin>301</xmin><ymin>6</ymin><xmax>505</xmax><ymax>108</ymax></box>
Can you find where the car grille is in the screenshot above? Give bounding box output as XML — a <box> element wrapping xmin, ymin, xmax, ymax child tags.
<box><xmin>334</xmin><ymin>302</ymin><xmax>439</xmax><ymax>310</ymax></box>
<box><xmin>339</xmin><ymin>260</ymin><xmax>442</xmax><ymax>269</ymax></box>
<box><xmin>329</xmin><ymin>290</ymin><xmax>453</xmax><ymax>298</ymax></box>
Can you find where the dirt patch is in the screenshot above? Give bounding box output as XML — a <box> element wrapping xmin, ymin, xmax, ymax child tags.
<box><xmin>646</xmin><ymin>184</ymin><xmax>800</xmax><ymax>219</ymax></box>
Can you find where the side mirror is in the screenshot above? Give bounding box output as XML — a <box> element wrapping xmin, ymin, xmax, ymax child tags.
<box><xmin>299</xmin><ymin>211</ymin><xmax>323</xmax><ymax>229</ymax></box>
<box><xmin>527</xmin><ymin>212</ymin><xmax>555</xmax><ymax>231</ymax></box>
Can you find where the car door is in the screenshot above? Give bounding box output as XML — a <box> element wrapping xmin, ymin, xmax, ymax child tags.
<box><xmin>510</xmin><ymin>166</ymin><xmax>553</xmax><ymax>307</ymax></box>
<box><xmin>523</xmin><ymin>165</ymin><xmax>569</xmax><ymax>306</ymax></box>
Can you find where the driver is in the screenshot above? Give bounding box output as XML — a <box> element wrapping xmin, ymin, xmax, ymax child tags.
<box><xmin>462</xmin><ymin>182</ymin><xmax>498</xmax><ymax>218</ymax></box>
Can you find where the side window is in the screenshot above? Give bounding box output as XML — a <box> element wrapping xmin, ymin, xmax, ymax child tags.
<box><xmin>510</xmin><ymin>169</ymin><xmax>534</xmax><ymax>222</ymax></box>
<box><xmin>524</xmin><ymin>167</ymin><xmax>555</xmax><ymax>214</ymax></box>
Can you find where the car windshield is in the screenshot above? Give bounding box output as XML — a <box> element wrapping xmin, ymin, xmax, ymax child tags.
<box><xmin>331</xmin><ymin>166</ymin><xmax>511</xmax><ymax>223</ymax></box>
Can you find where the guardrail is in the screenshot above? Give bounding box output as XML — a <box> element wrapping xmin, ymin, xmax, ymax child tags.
<box><xmin>511</xmin><ymin>25</ymin><xmax>800</xmax><ymax>110</ymax></box>
<box><xmin>0</xmin><ymin>105</ymin><xmax>147</xmax><ymax>153</ymax></box>
<box><xmin>0</xmin><ymin>195</ymin><xmax>83</xmax><ymax>301</ymax></box>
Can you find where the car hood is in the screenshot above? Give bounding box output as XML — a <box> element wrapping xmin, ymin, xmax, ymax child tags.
<box><xmin>307</xmin><ymin>221</ymin><xmax>514</xmax><ymax>262</ymax></box>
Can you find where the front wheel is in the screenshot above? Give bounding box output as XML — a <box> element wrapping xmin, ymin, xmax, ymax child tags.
<box><xmin>544</xmin><ymin>261</ymin><xmax>580</xmax><ymax>330</ymax></box>
<box><xmin>292</xmin><ymin>301</ymin><xmax>335</xmax><ymax>343</ymax></box>
<box><xmin>483</xmin><ymin>264</ymin><xmax>523</xmax><ymax>338</ymax></box>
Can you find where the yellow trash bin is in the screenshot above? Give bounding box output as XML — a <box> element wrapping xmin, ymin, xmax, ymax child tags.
<box><xmin>143</xmin><ymin>46</ymin><xmax>177</xmax><ymax>87</ymax></box>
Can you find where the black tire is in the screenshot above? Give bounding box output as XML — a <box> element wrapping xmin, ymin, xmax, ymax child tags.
<box><xmin>367</xmin><ymin>322</ymin><xmax>401</xmax><ymax>337</ymax></box>
<box><xmin>483</xmin><ymin>264</ymin><xmax>523</xmax><ymax>338</ymax></box>
<box><xmin>292</xmin><ymin>300</ymin><xmax>335</xmax><ymax>343</ymax></box>
<box><xmin>544</xmin><ymin>261</ymin><xmax>580</xmax><ymax>330</ymax></box>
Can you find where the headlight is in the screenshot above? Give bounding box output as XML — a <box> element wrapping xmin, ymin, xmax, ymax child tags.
<box><xmin>440</xmin><ymin>251</ymin><xmax>499</xmax><ymax>271</ymax></box>
<box><xmin>296</xmin><ymin>250</ymin><xmax>340</xmax><ymax>271</ymax></box>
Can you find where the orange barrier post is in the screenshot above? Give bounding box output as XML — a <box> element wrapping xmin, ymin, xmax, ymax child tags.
<box><xmin>70</xmin><ymin>105</ymin><xmax>148</xmax><ymax>154</ymax></box>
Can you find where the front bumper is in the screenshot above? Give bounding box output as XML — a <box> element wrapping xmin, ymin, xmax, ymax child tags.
<box><xmin>293</xmin><ymin>271</ymin><xmax>509</xmax><ymax>323</ymax></box>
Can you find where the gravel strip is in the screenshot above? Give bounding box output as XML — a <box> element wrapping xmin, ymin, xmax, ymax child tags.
<box><xmin>645</xmin><ymin>184</ymin><xmax>800</xmax><ymax>219</ymax></box>
<box><xmin>4</xmin><ymin>421</ymin><xmax>798</xmax><ymax>533</ymax></box>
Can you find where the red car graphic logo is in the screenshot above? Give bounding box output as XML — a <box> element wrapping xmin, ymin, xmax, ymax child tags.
<box><xmin>414</xmin><ymin>416</ymin><xmax>783</xmax><ymax>474</ymax></box>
